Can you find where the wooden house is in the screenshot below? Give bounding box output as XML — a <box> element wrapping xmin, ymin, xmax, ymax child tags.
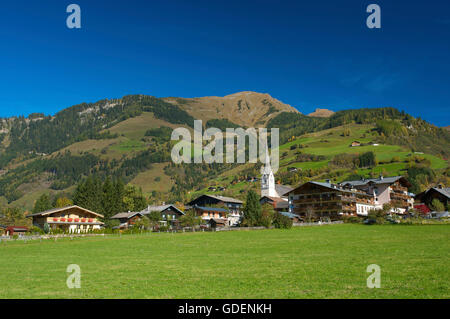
<box><xmin>140</xmin><ymin>204</ymin><xmax>185</xmax><ymax>227</ymax></box>
<box><xmin>28</xmin><ymin>205</ymin><xmax>104</xmax><ymax>233</ymax></box>
<box><xmin>415</xmin><ymin>185</ymin><xmax>449</xmax><ymax>210</ymax></box>
<box><xmin>110</xmin><ymin>212</ymin><xmax>144</xmax><ymax>229</ymax></box>
<box><xmin>208</xmin><ymin>218</ymin><xmax>228</xmax><ymax>229</ymax></box>
<box><xmin>286</xmin><ymin>181</ymin><xmax>376</xmax><ymax>221</ymax></box>
<box><xmin>188</xmin><ymin>195</ymin><xmax>243</xmax><ymax>226</ymax></box>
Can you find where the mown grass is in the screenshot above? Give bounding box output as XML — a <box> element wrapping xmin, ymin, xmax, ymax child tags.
<box><xmin>0</xmin><ymin>224</ymin><xmax>448</xmax><ymax>299</ymax></box>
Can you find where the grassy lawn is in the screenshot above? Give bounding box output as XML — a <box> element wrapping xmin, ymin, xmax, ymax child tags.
<box><xmin>0</xmin><ymin>224</ymin><xmax>448</xmax><ymax>299</ymax></box>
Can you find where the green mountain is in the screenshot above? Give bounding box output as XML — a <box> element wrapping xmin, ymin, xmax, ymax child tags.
<box><xmin>0</xmin><ymin>92</ymin><xmax>448</xmax><ymax>210</ymax></box>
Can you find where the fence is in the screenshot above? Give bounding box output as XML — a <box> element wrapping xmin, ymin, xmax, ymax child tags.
<box><xmin>0</xmin><ymin>222</ymin><xmax>344</xmax><ymax>242</ymax></box>
<box><xmin>293</xmin><ymin>221</ymin><xmax>344</xmax><ymax>227</ymax></box>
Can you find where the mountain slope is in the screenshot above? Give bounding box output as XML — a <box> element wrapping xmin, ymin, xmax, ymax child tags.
<box><xmin>0</xmin><ymin>93</ymin><xmax>448</xmax><ymax>210</ymax></box>
<box><xmin>163</xmin><ymin>91</ymin><xmax>299</xmax><ymax>127</ymax></box>
<box><xmin>308</xmin><ymin>108</ymin><xmax>334</xmax><ymax>118</ymax></box>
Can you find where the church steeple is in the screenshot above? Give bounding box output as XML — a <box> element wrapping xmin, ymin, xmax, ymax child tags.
<box><xmin>261</xmin><ymin>150</ymin><xmax>277</xmax><ymax>197</ymax></box>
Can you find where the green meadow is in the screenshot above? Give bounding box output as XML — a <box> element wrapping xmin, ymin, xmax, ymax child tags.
<box><xmin>0</xmin><ymin>224</ymin><xmax>448</xmax><ymax>299</ymax></box>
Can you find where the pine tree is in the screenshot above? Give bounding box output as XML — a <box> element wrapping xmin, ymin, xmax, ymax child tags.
<box><xmin>102</xmin><ymin>177</ymin><xmax>115</xmax><ymax>219</ymax></box>
<box><xmin>113</xmin><ymin>178</ymin><xmax>126</xmax><ymax>213</ymax></box>
<box><xmin>33</xmin><ymin>194</ymin><xmax>53</xmax><ymax>213</ymax></box>
<box><xmin>243</xmin><ymin>190</ymin><xmax>262</xmax><ymax>226</ymax></box>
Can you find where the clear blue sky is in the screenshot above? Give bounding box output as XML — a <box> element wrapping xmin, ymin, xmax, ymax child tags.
<box><xmin>0</xmin><ymin>0</ymin><xmax>449</xmax><ymax>126</ymax></box>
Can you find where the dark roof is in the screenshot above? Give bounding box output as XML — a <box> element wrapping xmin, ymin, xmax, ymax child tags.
<box><xmin>5</xmin><ymin>226</ymin><xmax>28</xmax><ymax>231</ymax></box>
<box><xmin>188</xmin><ymin>194</ymin><xmax>243</xmax><ymax>205</ymax></box>
<box><xmin>140</xmin><ymin>204</ymin><xmax>185</xmax><ymax>215</ymax></box>
<box><xmin>341</xmin><ymin>176</ymin><xmax>410</xmax><ymax>187</ymax></box>
<box><xmin>110</xmin><ymin>211</ymin><xmax>143</xmax><ymax>219</ymax></box>
<box><xmin>194</xmin><ymin>206</ymin><xmax>229</xmax><ymax>213</ymax></box>
<box><xmin>275</xmin><ymin>184</ymin><xmax>293</xmax><ymax>196</ymax></box>
<box><xmin>416</xmin><ymin>186</ymin><xmax>450</xmax><ymax>201</ymax></box>
<box><xmin>27</xmin><ymin>205</ymin><xmax>104</xmax><ymax>218</ymax></box>
<box><xmin>260</xmin><ymin>196</ymin><xmax>285</xmax><ymax>203</ymax></box>
<box><xmin>275</xmin><ymin>201</ymin><xmax>289</xmax><ymax>209</ymax></box>
<box><xmin>432</xmin><ymin>187</ymin><xmax>450</xmax><ymax>199</ymax></box>
<box><xmin>208</xmin><ymin>218</ymin><xmax>228</xmax><ymax>224</ymax></box>
<box><xmin>287</xmin><ymin>181</ymin><xmax>373</xmax><ymax>197</ymax></box>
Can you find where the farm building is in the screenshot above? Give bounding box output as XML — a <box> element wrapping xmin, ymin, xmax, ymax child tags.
<box><xmin>110</xmin><ymin>211</ymin><xmax>145</xmax><ymax>229</ymax></box>
<box><xmin>28</xmin><ymin>205</ymin><xmax>104</xmax><ymax>233</ymax></box>
<box><xmin>208</xmin><ymin>218</ymin><xmax>228</xmax><ymax>229</ymax></box>
<box><xmin>3</xmin><ymin>226</ymin><xmax>29</xmax><ymax>236</ymax></box>
<box><xmin>415</xmin><ymin>185</ymin><xmax>449</xmax><ymax>210</ymax></box>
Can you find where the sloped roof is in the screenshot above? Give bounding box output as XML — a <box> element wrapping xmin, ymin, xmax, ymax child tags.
<box><xmin>140</xmin><ymin>204</ymin><xmax>185</xmax><ymax>215</ymax></box>
<box><xmin>110</xmin><ymin>211</ymin><xmax>143</xmax><ymax>219</ymax></box>
<box><xmin>433</xmin><ymin>187</ymin><xmax>450</xmax><ymax>199</ymax></box>
<box><xmin>287</xmin><ymin>181</ymin><xmax>372</xmax><ymax>196</ymax></box>
<box><xmin>260</xmin><ymin>196</ymin><xmax>285</xmax><ymax>203</ymax></box>
<box><xmin>341</xmin><ymin>176</ymin><xmax>410</xmax><ymax>187</ymax></box>
<box><xmin>188</xmin><ymin>194</ymin><xmax>243</xmax><ymax>205</ymax></box>
<box><xmin>209</xmin><ymin>218</ymin><xmax>228</xmax><ymax>224</ymax></box>
<box><xmin>275</xmin><ymin>201</ymin><xmax>289</xmax><ymax>209</ymax></box>
<box><xmin>27</xmin><ymin>205</ymin><xmax>104</xmax><ymax>218</ymax></box>
<box><xmin>276</xmin><ymin>184</ymin><xmax>293</xmax><ymax>196</ymax></box>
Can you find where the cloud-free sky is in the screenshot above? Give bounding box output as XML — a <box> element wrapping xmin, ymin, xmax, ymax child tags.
<box><xmin>0</xmin><ymin>0</ymin><xmax>449</xmax><ymax>125</ymax></box>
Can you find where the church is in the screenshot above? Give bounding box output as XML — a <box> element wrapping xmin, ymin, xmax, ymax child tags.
<box><xmin>260</xmin><ymin>152</ymin><xmax>293</xmax><ymax>201</ymax></box>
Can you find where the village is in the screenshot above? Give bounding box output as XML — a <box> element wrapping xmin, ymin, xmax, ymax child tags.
<box><xmin>1</xmin><ymin>157</ymin><xmax>448</xmax><ymax>238</ymax></box>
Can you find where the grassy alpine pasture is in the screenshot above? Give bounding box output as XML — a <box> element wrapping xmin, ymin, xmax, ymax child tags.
<box><xmin>0</xmin><ymin>224</ymin><xmax>449</xmax><ymax>299</ymax></box>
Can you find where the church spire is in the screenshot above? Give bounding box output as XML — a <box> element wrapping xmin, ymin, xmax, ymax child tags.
<box><xmin>261</xmin><ymin>148</ymin><xmax>277</xmax><ymax>197</ymax></box>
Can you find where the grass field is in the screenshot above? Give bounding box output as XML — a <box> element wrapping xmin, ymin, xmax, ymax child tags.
<box><xmin>0</xmin><ymin>224</ymin><xmax>448</xmax><ymax>299</ymax></box>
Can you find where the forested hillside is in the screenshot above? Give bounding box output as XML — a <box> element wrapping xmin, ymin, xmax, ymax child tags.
<box><xmin>0</xmin><ymin>92</ymin><xmax>448</xmax><ymax>212</ymax></box>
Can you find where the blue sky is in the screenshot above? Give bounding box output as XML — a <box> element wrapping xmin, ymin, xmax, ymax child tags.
<box><xmin>0</xmin><ymin>0</ymin><xmax>449</xmax><ymax>126</ymax></box>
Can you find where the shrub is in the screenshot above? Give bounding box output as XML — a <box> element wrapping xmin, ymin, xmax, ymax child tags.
<box><xmin>431</xmin><ymin>199</ymin><xmax>445</xmax><ymax>212</ymax></box>
<box><xmin>273</xmin><ymin>213</ymin><xmax>293</xmax><ymax>229</ymax></box>
<box><xmin>343</xmin><ymin>216</ymin><xmax>361</xmax><ymax>224</ymax></box>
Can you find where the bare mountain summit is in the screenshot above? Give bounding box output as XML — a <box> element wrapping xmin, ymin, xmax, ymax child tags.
<box><xmin>163</xmin><ymin>91</ymin><xmax>299</xmax><ymax>127</ymax></box>
<box><xmin>308</xmin><ymin>108</ymin><xmax>335</xmax><ymax>118</ymax></box>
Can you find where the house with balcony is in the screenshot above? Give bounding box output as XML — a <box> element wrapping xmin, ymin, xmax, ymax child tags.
<box><xmin>28</xmin><ymin>205</ymin><xmax>104</xmax><ymax>233</ymax></box>
<box><xmin>341</xmin><ymin>175</ymin><xmax>413</xmax><ymax>214</ymax></box>
<box><xmin>188</xmin><ymin>195</ymin><xmax>243</xmax><ymax>226</ymax></box>
<box><xmin>140</xmin><ymin>204</ymin><xmax>185</xmax><ymax>228</ymax></box>
<box><xmin>286</xmin><ymin>181</ymin><xmax>376</xmax><ymax>221</ymax></box>
<box><xmin>192</xmin><ymin>205</ymin><xmax>228</xmax><ymax>220</ymax></box>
